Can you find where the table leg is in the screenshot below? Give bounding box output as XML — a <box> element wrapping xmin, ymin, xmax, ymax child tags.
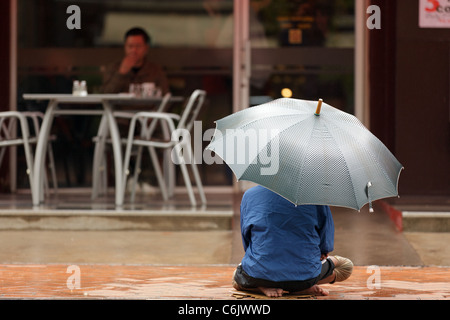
<box><xmin>32</xmin><ymin>100</ymin><xmax>57</xmax><ymax>206</ymax></box>
<box><xmin>91</xmin><ymin>114</ymin><xmax>108</xmax><ymax>199</ymax></box>
<box><xmin>103</xmin><ymin>101</ymin><xmax>124</xmax><ymax>207</ymax></box>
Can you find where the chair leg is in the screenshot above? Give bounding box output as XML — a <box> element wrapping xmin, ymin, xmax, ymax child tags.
<box><xmin>179</xmin><ymin>161</ymin><xmax>196</xmax><ymax>206</ymax></box>
<box><xmin>190</xmin><ymin>161</ymin><xmax>207</xmax><ymax>205</ymax></box>
<box><xmin>130</xmin><ymin>145</ymin><xmax>143</xmax><ymax>202</ymax></box>
<box><xmin>164</xmin><ymin>149</ymin><xmax>175</xmax><ymax>198</ymax></box>
<box><xmin>159</xmin><ymin>119</ymin><xmax>175</xmax><ymax>198</ymax></box>
<box><xmin>121</xmin><ymin>117</ymin><xmax>140</xmax><ymax>204</ymax></box>
<box><xmin>22</xmin><ymin>142</ymin><xmax>35</xmax><ymax>200</ymax></box>
<box><xmin>147</xmin><ymin>146</ymin><xmax>169</xmax><ymax>201</ymax></box>
<box><xmin>172</xmin><ymin>143</ymin><xmax>197</xmax><ymax>206</ymax></box>
<box><xmin>0</xmin><ymin>144</ymin><xmax>36</xmax><ymax>198</ymax></box>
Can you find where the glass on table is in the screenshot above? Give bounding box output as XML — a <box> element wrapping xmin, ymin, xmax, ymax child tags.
<box><xmin>129</xmin><ymin>83</ymin><xmax>142</xmax><ymax>97</ymax></box>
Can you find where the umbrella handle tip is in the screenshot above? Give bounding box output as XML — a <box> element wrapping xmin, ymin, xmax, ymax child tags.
<box><xmin>315</xmin><ymin>99</ymin><xmax>323</xmax><ymax>116</ymax></box>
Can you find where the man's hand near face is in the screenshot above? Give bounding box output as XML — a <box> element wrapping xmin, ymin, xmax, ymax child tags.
<box><xmin>118</xmin><ymin>55</ymin><xmax>139</xmax><ymax>75</ymax></box>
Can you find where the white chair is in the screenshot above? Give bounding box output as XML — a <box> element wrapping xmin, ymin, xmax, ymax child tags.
<box><xmin>22</xmin><ymin>111</ymin><xmax>58</xmax><ymax>193</ymax></box>
<box><xmin>91</xmin><ymin>92</ymin><xmax>173</xmax><ymax>199</ymax></box>
<box><xmin>0</xmin><ymin>111</ymin><xmax>36</xmax><ymax>198</ymax></box>
<box><xmin>121</xmin><ymin>89</ymin><xmax>207</xmax><ymax>206</ymax></box>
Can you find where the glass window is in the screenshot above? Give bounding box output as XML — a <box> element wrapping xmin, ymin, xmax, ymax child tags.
<box><xmin>15</xmin><ymin>0</ymin><xmax>355</xmax><ymax>189</ymax></box>
<box><xmin>17</xmin><ymin>0</ymin><xmax>235</xmax><ymax>188</ymax></box>
<box><xmin>249</xmin><ymin>0</ymin><xmax>355</xmax><ymax>115</ymax></box>
<box><xmin>18</xmin><ymin>0</ymin><xmax>234</xmax><ymax>48</ymax></box>
<box><xmin>249</xmin><ymin>0</ymin><xmax>355</xmax><ymax>48</ymax></box>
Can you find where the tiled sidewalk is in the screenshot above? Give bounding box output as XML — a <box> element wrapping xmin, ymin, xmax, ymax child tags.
<box><xmin>0</xmin><ymin>264</ymin><xmax>448</xmax><ymax>300</ymax></box>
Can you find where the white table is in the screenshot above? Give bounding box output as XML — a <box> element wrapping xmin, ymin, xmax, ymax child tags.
<box><xmin>22</xmin><ymin>94</ymin><xmax>182</xmax><ymax>207</ymax></box>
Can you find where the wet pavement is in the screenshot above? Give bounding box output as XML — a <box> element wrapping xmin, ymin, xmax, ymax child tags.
<box><xmin>0</xmin><ymin>264</ymin><xmax>448</xmax><ymax>300</ymax></box>
<box><xmin>0</xmin><ymin>190</ymin><xmax>448</xmax><ymax>300</ymax></box>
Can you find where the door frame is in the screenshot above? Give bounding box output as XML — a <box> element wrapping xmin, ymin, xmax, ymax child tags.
<box><xmin>231</xmin><ymin>0</ymin><xmax>369</xmax><ymax>192</ymax></box>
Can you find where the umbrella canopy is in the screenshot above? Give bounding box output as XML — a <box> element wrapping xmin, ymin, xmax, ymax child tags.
<box><xmin>205</xmin><ymin>98</ymin><xmax>403</xmax><ymax>211</ymax></box>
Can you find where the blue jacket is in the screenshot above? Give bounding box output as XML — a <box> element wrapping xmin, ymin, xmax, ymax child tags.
<box><xmin>240</xmin><ymin>186</ymin><xmax>334</xmax><ymax>282</ymax></box>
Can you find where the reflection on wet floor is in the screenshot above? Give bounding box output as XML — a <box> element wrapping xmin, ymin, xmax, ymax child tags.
<box><xmin>0</xmin><ymin>190</ymin><xmax>449</xmax><ymax>267</ymax></box>
<box><xmin>0</xmin><ymin>264</ymin><xmax>449</xmax><ymax>300</ymax></box>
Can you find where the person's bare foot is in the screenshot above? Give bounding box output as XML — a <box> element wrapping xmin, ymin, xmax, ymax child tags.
<box><xmin>258</xmin><ymin>287</ymin><xmax>284</xmax><ymax>297</ymax></box>
<box><xmin>292</xmin><ymin>285</ymin><xmax>329</xmax><ymax>296</ymax></box>
<box><xmin>310</xmin><ymin>285</ymin><xmax>329</xmax><ymax>296</ymax></box>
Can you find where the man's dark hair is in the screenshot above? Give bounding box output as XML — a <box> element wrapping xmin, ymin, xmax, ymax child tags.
<box><xmin>124</xmin><ymin>27</ymin><xmax>151</xmax><ymax>44</ymax></box>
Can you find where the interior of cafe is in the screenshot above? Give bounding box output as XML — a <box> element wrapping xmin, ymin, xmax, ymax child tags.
<box><xmin>8</xmin><ymin>0</ymin><xmax>355</xmax><ymax>195</ymax></box>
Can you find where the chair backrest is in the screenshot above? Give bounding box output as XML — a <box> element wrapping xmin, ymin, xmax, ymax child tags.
<box><xmin>21</xmin><ymin>111</ymin><xmax>45</xmax><ymax>136</ymax></box>
<box><xmin>0</xmin><ymin>116</ymin><xmax>12</xmax><ymax>141</ymax></box>
<box><xmin>177</xmin><ymin>89</ymin><xmax>206</xmax><ymax>132</ymax></box>
<box><xmin>156</xmin><ymin>92</ymin><xmax>173</xmax><ymax>113</ymax></box>
<box><xmin>0</xmin><ymin>111</ymin><xmax>32</xmax><ymax>165</ymax></box>
<box><xmin>0</xmin><ymin>112</ymin><xmax>31</xmax><ymax>143</ymax></box>
<box><xmin>144</xmin><ymin>92</ymin><xmax>172</xmax><ymax>138</ymax></box>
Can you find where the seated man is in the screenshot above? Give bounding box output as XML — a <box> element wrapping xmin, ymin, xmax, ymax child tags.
<box><xmin>233</xmin><ymin>185</ymin><xmax>353</xmax><ymax>297</ymax></box>
<box><xmin>101</xmin><ymin>27</ymin><xmax>169</xmax><ymax>94</ymax></box>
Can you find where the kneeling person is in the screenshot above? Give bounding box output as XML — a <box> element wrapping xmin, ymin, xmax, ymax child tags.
<box><xmin>232</xmin><ymin>186</ymin><xmax>353</xmax><ymax>297</ymax></box>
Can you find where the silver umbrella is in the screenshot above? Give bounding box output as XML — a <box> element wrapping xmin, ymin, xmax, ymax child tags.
<box><xmin>205</xmin><ymin>98</ymin><xmax>403</xmax><ymax>212</ymax></box>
